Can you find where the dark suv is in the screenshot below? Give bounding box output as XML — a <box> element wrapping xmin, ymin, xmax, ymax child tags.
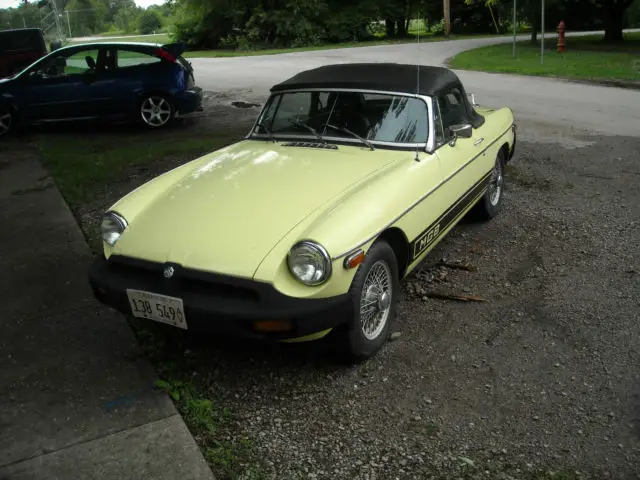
<box><xmin>0</xmin><ymin>28</ymin><xmax>47</xmax><ymax>78</ymax></box>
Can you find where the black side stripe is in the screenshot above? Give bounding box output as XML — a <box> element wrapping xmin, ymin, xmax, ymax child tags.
<box><xmin>332</xmin><ymin>123</ymin><xmax>514</xmax><ymax>260</ymax></box>
<box><xmin>408</xmin><ymin>170</ymin><xmax>492</xmax><ymax>262</ymax></box>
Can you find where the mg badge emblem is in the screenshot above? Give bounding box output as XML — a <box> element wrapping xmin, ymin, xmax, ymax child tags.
<box><xmin>163</xmin><ymin>265</ymin><xmax>175</xmax><ymax>279</ymax></box>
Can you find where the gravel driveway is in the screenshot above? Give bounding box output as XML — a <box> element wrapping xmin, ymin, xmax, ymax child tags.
<box><xmin>165</xmin><ymin>122</ymin><xmax>640</xmax><ymax>479</ymax></box>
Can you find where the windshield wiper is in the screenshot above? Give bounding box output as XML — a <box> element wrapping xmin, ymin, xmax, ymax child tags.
<box><xmin>255</xmin><ymin>122</ymin><xmax>277</xmax><ymax>143</ymax></box>
<box><xmin>324</xmin><ymin>123</ymin><xmax>375</xmax><ymax>151</ymax></box>
<box><xmin>288</xmin><ymin>119</ymin><xmax>325</xmax><ymax>143</ymax></box>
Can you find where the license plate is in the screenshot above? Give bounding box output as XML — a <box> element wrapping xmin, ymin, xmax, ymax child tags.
<box><xmin>126</xmin><ymin>289</ymin><xmax>187</xmax><ymax>329</ymax></box>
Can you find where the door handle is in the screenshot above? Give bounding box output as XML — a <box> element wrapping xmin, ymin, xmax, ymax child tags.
<box><xmin>473</xmin><ymin>137</ymin><xmax>485</xmax><ymax>146</ymax></box>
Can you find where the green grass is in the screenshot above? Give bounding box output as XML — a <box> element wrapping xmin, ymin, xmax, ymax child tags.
<box><xmin>448</xmin><ymin>32</ymin><xmax>640</xmax><ymax>82</ymax></box>
<box><xmin>36</xmin><ymin>129</ymin><xmax>234</xmax><ymax>208</ymax></box>
<box><xmin>134</xmin><ymin>321</ymin><xmax>267</xmax><ymax>479</ymax></box>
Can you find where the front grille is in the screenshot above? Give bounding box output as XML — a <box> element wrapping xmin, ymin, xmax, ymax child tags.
<box><xmin>180</xmin><ymin>276</ymin><xmax>260</xmax><ymax>302</ymax></box>
<box><xmin>108</xmin><ymin>256</ymin><xmax>260</xmax><ymax>303</ymax></box>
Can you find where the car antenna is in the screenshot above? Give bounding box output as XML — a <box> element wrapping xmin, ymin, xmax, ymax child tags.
<box><xmin>414</xmin><ymin>15</ymin><xmax>421</xmax><ymax>163</ymax></box>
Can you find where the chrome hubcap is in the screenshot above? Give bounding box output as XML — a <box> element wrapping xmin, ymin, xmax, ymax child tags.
<box><xmin>360</xmin><ymin>260</ymin><xmax>392</xmax><ymax>340</ymax></box>
<box><xmin>141</xmin><ymin>97</ymin><xmax>172</xmax><ymax>127</ymax></box>
<box><xmin>0</xmin><ymin>111</ymin><xmax>12</xmax><ymax>136</ymax></box>
<box><xmin>489</xmin><ymin>160</ymin><xmax>503</xmax><ymax>206</ymax></box>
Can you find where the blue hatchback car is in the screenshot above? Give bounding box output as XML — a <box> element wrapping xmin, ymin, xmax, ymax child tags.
<box><xmin>0</xmin><ymin>41</ymin><xmax>203</xmax><ymax>137</ymax></box>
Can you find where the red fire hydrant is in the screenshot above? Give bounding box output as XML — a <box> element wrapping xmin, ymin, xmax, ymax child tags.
<box><xmin>557</xmin><ymin>21</ymin><xmax>566</xmax><ymax>53</ymax></box>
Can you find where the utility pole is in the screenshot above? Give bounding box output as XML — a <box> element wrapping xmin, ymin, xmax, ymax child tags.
<box><xmin>443</xmin><ymin>0</ymin><xmax>451</xmax><ymax>36</ymax></box>
<box><xmin>540</xmin><ymin>0</ymin><xmax>545</xmax><ymax>64</ymax></box>
<box><xmin>66</xmin><ymin>10</ymin><xmax>71</xmax><ymax>37</ymax></box>
<box><xmin>513</xmin><ymin>0</ymin><xmax>517</xmax><ymax>57</ymax></box>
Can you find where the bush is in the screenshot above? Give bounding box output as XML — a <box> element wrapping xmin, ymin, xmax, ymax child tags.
<box><xmin>138</xmin><ymin>10</ymin><xmax>162</xmax><ymax>35</ymax></box>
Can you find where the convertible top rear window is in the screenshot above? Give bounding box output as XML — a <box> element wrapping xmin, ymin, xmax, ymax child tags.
<box><xmin>254</xmin><ymin>90</ymin><xmax>429</xmax><ymax>146</ymax></box>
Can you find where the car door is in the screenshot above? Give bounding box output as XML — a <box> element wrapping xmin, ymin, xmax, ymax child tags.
<box><xmin>433</xmin><ymin>85</ymin><xmax>490</xmax><ymax>215</ymax></box>
<box><xmin>97</xmin><ymin>47</ymin><xmax>166</xmax><ymax>118</ymax></box>
<box><xmin>74</xmin><ymin>46</ymin><xmax>138</xmax><ymax>119</ymax></box>
<box><xmin>24</xmin><ymin>47</ymin><xmax>104</xmax><ymax>122</ymax></box>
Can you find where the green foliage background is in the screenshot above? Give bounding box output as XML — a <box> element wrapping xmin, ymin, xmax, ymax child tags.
<box><xmin>1</xmin><ymin>0</ymin><xmax>637</xmax><ymax>54</ymax></box>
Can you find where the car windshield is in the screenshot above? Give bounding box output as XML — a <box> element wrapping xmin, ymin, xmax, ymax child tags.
<box><xmin>253</xmin><ymin>90</ymin><xmax>429</xmax><ymax>145</ymax></box>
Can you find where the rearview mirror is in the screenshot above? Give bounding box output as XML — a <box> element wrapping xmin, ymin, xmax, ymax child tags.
<box><xmin>450</xmin><ymin>124</ymin><xmax>473</xmax><ymax>138</ymax></box>
<box><xmin>448</xmin><ymin>124</ymin><xmax>472</xmax><ymax>146</ymax></box>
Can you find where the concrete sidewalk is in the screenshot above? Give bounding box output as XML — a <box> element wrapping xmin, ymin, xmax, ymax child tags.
<box><xmin>0</xmin><ymin>144</ymin><xmax>214</xmax><ymax>480</ymax></box>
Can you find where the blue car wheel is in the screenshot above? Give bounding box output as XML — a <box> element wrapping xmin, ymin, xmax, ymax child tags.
<box><xmin>140</xmin><ymin>94</ymin><xmax>175</xmax><ymax>128</ymax></box>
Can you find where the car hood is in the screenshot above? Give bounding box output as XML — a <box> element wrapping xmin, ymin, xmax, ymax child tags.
<box><xmin>112</xmin><ymin>141</ymin><xmax>395</xmax><ymax>278</ymax></box>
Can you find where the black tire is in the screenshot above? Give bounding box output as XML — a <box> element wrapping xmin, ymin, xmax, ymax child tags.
<box><xmin>0</xmin><ymin>106</ymin><xmax>14</xmax><ymax>139</ymax></box>
<box><xmin>333</xmin><ymin>240</ymin><xmax>400</xmax><ymax>362</ymax></box>
<box><xmin>138</xmin><ymin>94</ymin><xmax>175</xmax><ymax>129</ymax></box>
<box><xmin>473</xmin><ymin>149</ymin><xmax>505</xmax><ymax>220</ymax></box>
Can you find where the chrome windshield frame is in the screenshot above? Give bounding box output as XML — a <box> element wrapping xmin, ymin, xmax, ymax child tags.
<box><xmin>247</xmin><ymin>88</ymin><xmax>434</xmax><ymax>152</ymax></box>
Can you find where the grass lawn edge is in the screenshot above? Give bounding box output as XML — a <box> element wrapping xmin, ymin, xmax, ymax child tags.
<box><xmin>443</xmin><ymin>35</ymin><xmax>640</xmax><ymax>91</ymax></box>
<box><xmin>444</xmin><ymin>53</ymin><xmax>640</xmax><ymax>91</ymax></box>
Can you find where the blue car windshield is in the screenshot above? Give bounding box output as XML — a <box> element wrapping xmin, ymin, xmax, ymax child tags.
<box><xmin>254</xmin><ymin>90</ymin><xmax>429</xmax><ymax>145</ymax></box>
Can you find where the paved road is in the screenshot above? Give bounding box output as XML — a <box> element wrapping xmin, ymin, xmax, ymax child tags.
<box><xmin>190</xmin><ymin>30</ymin><xmax>640</xmax><ymax>138</ymax></box>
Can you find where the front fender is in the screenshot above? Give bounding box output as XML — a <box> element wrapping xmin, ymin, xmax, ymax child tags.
<box><xmin>101</xmin><ymin>150</ymin><xmax>228</xmax><ymax>258</ymax></box>
<box><xmin>253</xmin><ymin>153</ymin><xmax>420</xmax><ymax>299</ymax></box>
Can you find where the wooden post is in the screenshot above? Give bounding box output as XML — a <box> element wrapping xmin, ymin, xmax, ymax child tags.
<box><xmin>443</xmin><ymin>0</ymin><xmax>451</xmax><ymax>36</ymax></box>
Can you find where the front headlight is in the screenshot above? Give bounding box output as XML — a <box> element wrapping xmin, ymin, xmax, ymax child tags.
<box><xmin>100</xmin><ymin>211</ymin><xmax>128</xmax><ymax>246</ymax></box>
<box><xmin>287</xmin><ymin>241</ymin><xmax>332</xmax><ymax>286</ymax></box>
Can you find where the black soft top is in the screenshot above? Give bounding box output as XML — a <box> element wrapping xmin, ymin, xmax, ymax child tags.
<box><xmin>271</xmin><ymin>63</ymin><xmax>458</xmax><ymax>96</ymax></box>
<box><xmin>270</xmin><ymin>63</ymin><xmax>484</xmax><ymax>128</ymax></box>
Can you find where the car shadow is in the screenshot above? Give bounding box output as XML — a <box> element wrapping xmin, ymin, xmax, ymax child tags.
<box><xmin>132</xmin><ymin>318</ymin><xmax>355</xmax><ymax>374</ymax></box>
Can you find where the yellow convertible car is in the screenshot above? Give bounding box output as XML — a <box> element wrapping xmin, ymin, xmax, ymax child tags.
<box><xmin>89</xmin><ymin>63</ymin><xmax>516</xmax><ymax>360</ymax></box>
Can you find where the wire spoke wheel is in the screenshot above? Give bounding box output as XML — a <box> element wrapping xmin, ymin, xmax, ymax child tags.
<box><xmin>140</xmin><ymin>96</ymin><xmax>173</xmax><ymax>127</ymax></box>
<box><xmin>488</xmin><ymin>158</ymin><xmax>503</xmax><ymax>206</ymax></box>
<box><xmin>0</xmin><ymin>110</ymin><xmax>12</xmax><ymax>137</ymax></box>
<box><xmin>360</xmin><ymin>260</ymin><xmax>392</xmax><ymax>340</ymax></box>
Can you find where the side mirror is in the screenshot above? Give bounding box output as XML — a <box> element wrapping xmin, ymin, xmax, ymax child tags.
<box><xmin>448</xmin><ymin>123</ymin><xmax>472</xmax><ymax>146</ymax></box>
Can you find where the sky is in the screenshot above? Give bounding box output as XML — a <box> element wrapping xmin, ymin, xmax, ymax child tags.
<box><xmin>0</xmin><ymin>0</ymin><xmax>162</xmax><ymax>8</ymax></box>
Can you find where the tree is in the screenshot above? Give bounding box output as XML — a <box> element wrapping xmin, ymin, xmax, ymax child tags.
<box><xmin>172</xmin><ymin>0</ymin><xmax>245</xmax><ymax>49</ymax></box>
<box><xmin>602</xmin><ymin>0</ymin><xmax>634</xmax><ymax>41</ymax></box>
<box><xmin>628</xmin><ymin>0</ymin><xmax>640</xmax><ymax>26</ymax></box>
<box><xmin>114</xmin><ymin>5</ymin><xmax>141</xmax><ymax>33</ymax></box>
<box><xmin>65</xmin><ymin>0</ymin><xmax>108</xmax><ymax>35</ymax></box>
<box><xmin>138</xmin><ymin>9</ymin><xmax>162</xmax><ymax>34</ymax></box>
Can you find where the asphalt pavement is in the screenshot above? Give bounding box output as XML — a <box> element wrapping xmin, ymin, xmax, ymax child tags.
<box><xmin>189</xmin><ymin>29</ymin><xmax>640</xmax><ymax>138</ymax></box>
<box><xmin>0</xmin><ymin>147</ymin><xmax>214</xmax><ymax>479</ymax></box>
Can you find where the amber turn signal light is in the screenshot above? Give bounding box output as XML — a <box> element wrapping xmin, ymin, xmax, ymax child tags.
<box><xmin>253</xmin><ymin>319</ymin><xmax>293</xmax><ymax>332</ymax></box>
<box><xmin>344</xmin><ymin>249</ymin><xmax>365</xmax><ymax>269</ymax></box>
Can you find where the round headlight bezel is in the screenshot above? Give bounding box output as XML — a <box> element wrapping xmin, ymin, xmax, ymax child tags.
<box><xmin>287</xmin><ymin>240</ymin><xmax>332</xmax><ymax>286</ymax></box>
<box><xmin>100</xmin><ymin>211</ymin><xmax>128</xmax><ymax>246</ymax></box>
